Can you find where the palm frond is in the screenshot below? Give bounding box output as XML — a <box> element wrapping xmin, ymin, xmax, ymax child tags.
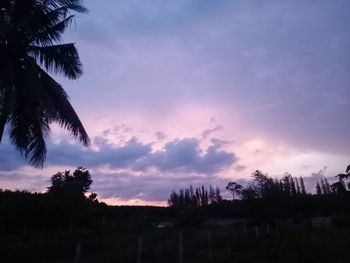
<box><xmin>31</xmin><ymin>15</ymin><xmax>75</xmax><ymax>46</ymax></box>
<box><xmin>40</xmin><ymin>69</ymin><xmax>90</xmax><ymax>146</ymax></box>
<box><xmin>42</xmin><ymin>0</ymin><xmax>88</xmax><ymax>13</ymax></box>
<box><xmin>6</xmin><ymin>58</ymin><xmax>51</xmax><ymax>167</ymax></box>
<box><xmin>8</xmin><ymin>100</ymin><xmax>50</xmax><ymax>168</ymax></box>
<box><xmin>17</xmin><ymin>5</ymin><xmax>71</xmax><ymax>43</ymax></box>
<box><xmin>0</xmin><ymin>87</ymin><xmax>12</xmax><ymax>142</ymax></box>
<box><xmin>16</xmin><ymin>1</ymin><xmax>86</xmax><ymax>45</ymax></box>
<box><xmin>29</xmin><ymin>43</ymin><xmax>82</xmax><ymax>79</ymax></box>
<box><xmin>25</xmin><ymin>114</ymin><xmax>50</xmax><ymax>168</ymax></box>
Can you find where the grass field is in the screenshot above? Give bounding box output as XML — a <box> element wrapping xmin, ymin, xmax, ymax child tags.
<box><xmin>2</xmin><ymin>221</ymin><xmax>349</xmax><ymax>263</ymax></box>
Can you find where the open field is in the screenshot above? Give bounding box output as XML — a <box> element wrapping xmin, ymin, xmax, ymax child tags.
<box><xmin>2</xmin><ymin>220</ymin><xmax>350</xmax><ymax>263</ymax></box>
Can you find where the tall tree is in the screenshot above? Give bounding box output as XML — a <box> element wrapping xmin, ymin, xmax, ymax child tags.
<box><xmin>0</xmin><ymin>0</ymin><xmax>89</xmax><ymax>167</ymax></box>
<box><xmin>324</xmin><ymin>178</ymin><xmax>332</xmax><ymax>194</ymax></box>
<box><xmin>315</xmin><ymin>182</ymin><xmax>322</xmax><ymax>195</ymax></box>
<box><xmin>320</xmin><ymin>178</ymin><xmax>327</xmax><ymax>195</ymax></box>
<box><xmin>299</xmin><ymin>176</ymin><xmax>307</xmax><ymax>195</ymax></box>
<box><xmin>226</xmin><ymin>181</ymin><xmax>243</xmax><ymax>200</ymax></box>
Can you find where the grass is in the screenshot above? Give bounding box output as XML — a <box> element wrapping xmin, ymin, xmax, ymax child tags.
<box><xmin>1</xmin><ymin>222</ymin><xmax>349</xmax><ymax>263</ymax></box>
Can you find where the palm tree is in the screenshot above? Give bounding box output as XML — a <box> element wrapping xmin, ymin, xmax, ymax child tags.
<box><xmin>0</xmin><ymin>0</ymin><xmax>89</xmax><ymax>167</ymax></box>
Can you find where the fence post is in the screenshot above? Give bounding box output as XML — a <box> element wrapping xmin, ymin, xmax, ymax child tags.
<box><xmin>208</xmin><ymin>231</ymin><xmax>212</xmax><ymax>261</ymax></box>
<box><xmin>255</xmin><ymin>225</ymin><xmax>259</xmax><ymax>241</ymax></box>
<box><xmin>137</xmin><ymin>236</ymin><xmax>142</xmax><ymax>263</ymax></box>
<box><xmin>179</xmin><ymin>231</ymin><xmax>183</xmax><ymax>263</ymax></box>
<box><xmin>75</xmin><ymin>242</ymin><xmax>82</xmax><ymax>263</ymax></box>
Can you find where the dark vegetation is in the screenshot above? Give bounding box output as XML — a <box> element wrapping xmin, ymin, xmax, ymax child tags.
<box><xmin>0</xmin><ymin>165</ymin><xmax>349</xmax><ymax>262</ymax></box>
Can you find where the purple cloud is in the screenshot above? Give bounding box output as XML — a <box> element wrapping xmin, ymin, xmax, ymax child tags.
<box><xmin>134</xmin><ymin>138</ymin><xmax>235</xmax><ymax>174</ymax></box>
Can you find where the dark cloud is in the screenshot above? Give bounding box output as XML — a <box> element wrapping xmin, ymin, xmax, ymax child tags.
<box><xmin>155</xmin><ymin>131</ymin><xmax>166</xmax><ymax>140</ymax></box>
<box><xmin>234</xmin><ymin>165</ymin><xmax>247</xmax><ymax>172</ymax></box>
<box><xmin>202</xmin><ymin>125</ymin><xmax>223</xmax><ymax>139</ymax></box>
<box><xmin>1</xmin><ymin>136</ymin><xmax>236</xmax><ymax>175</ymax></box>
<box><xmin>44</xmin><ymin>137</ymin><xmax>152</xmax><ymax>168</ymax></box>
<box><xmin>134</xmin><ymin>138</ymin><xmax>235</xmax><ymax>174</ymax></box>
<box><xmin>309</xmin><ymin>167</ymin><xmax>328</xmax><ymax>180</ymax></box>
<box><xmin>0</xmin><ymin>139</ymin><xmax>27</xmax><ymax>171</ymax></box>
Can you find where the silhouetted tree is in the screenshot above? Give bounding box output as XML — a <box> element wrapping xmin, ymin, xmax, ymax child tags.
<box><xmin>295</xmin><ymin>178</ymin><xmax>301</xmax><ymax>195</ymax></box>
<box><xmin>282</xmin><ymin>173</ymin><xmax>292</xmax><ymax>196</ymax></box>
<box><xmin>47</xmin><ymin>167</ymin><xmax>92</xmax><ymax>197</ymax></box>
<box><xmin>331</xmin><ymin>180</ymin><xmax>347</xmax><ymax>194</ymax></box>
<box><xmin>215</xmin><ymin>186</ymin><xmax>222</xmax><ymax>203</ymax></box>
<box><xmin>225</xmin><ymin>182</ymin><xmax>243</xmax><ymax>200</ymax></box>
<box><xmin>209</xmin><ymin>185</ymin><xmax>216</xmax><ymax>204</ymax></box>
<box><xmin>299</xmin><ymin>176</ymin><xmax>307</xmax><ymax>195</ymax></box>
<box><xmin>324</xmin><ymin>178</ymin><xmax>332</xmax><ymax>194</ymax></box>
<box><xmin>336</xmin><ymin>164</ymin><xmax>350</xmax><ymax>180</ymax></box>
<box><xmin>241</xmin><ymin>183</ymin><xmax>258</xmax><ymax>200</ymax></box>
<box><xmin>290</xmin><ymin>177</ymin><xmax>297</xmax><ymax>196</ymax></box>
<box><xmin>330</xmin><ymin>164</ymin><xmax>350</xmax><ymax>194</ymax></box>
<box><xmin>315</xmin><ymin>182</ymin><xmax>322</xmax><ymax>195</ymax></box>
<box><xmin>47</xmin><ymin>167</ymin><xmax>93</xmax><ymax>231</ymax></box>
<box><xmin>336</xmin><ymin>164</ymin><xmax>350</xmax><ymax>190</ymax></box>
<box><xmin>320</xmin><ymin>178</ymin><xmax>326</xmax><ymax>194</ymax></box>
<box><xmin>0</xmin><ymin>0</ymin><xmax>89</xmax><ymax>167</ymax></box>
<box><xmin>168</xmin><ymin>185</ymin><xmax>222</xmax><ymax>208</ymax></box>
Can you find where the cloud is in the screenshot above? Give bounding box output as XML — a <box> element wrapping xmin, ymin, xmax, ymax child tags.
<box><xmin>134</xmin><ymin>138</ymin><xmax>236</xmax><ymax>174</ymax></box>
<box><xmin>1</xmin><ymin>134</ymin><xmax>236</xmax><ymax>174</ymax></box>
<box><xmin>202</xmin><ymin>125</ymin><xmax>223</xmax><ymax>139</ymax></box>
<box><xmin>234</xmin><ymin>165</ymin><xmax>247</xmax><ymax>172</ymax></box>
<box><xmin>0</xmin><ymin>134</ymin><xmax>236</xmax><ymax>202</ymax></box>
<box><xmin>155</xmin><ymin>131</ymin><xmax>166</xmax><ymax>140</ymax></box>
<box><xmin>64</xmin><ymin>0</ymin><xmax>350</xmax><ymax>155</ymax></box>
<box><xmin>0</xmin><ymin>169</ymin><xmax>49</xmax><ymax>191</ymax></box>
<box><xmin>43</xmin><ymin>137</ymin><xmax>151</xmax><ymax>169</ymax></box>
<box><xmin>0</xmin><ymin>139</ymin><xmax>27</xmax><ymax>171</ymax></box>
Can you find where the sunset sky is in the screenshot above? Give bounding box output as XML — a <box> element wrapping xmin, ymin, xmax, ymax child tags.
<box><xmin>1</xmin><ymin>0</ymin><xmax>349</xmax><ymax>206</ymax></box>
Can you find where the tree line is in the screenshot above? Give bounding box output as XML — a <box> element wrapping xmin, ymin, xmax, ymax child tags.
<box><xmin>168</xmin><ymin>185</ymin><xmax>222</xmax><ymax>208</ymax></box>
<box><xmin>167</xmin><ymin>165</ymin><xmax>350</xmax><ymax>224</ymax></box>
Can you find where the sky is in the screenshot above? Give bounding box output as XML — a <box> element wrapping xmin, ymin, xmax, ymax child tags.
<box><xmin>1</xmin><ymin>0</ymin><xmax>349</xmax><ymax>206</ymax></box>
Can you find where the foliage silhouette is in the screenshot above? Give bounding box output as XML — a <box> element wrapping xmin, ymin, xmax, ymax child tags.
<box><xmin>336</xmin><ymin>164</ymin><xmax>350</xmax><ymax>182</ymax></box>
<box><xmin>226</xmin><ymin>181</ymin><xmax>243</xmax><ymax>200</ymax></box>
<box><xmin>168</xmin><ymin>185</ymin><xmax>222</xmax><ymax>209</ymax></box>
<box><xmin>0</xmin><ymin>0</ymin><xmax>89</xmax><ymax>167</ymax></box>
<box><xmin>1</xmin><ymin>165</ymin><xmax>350</xmax><ymax>262</ymax></box>
<box><xmin>47</xmin><ymin>166</ymin><xmax>92</xmax><ymax>197</ymax></box>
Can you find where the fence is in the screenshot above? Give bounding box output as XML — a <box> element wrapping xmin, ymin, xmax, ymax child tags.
<box><xmin>73</xmin><ymin>224</ymin><xmax>276</xmax><ymax>263</ymax></box>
